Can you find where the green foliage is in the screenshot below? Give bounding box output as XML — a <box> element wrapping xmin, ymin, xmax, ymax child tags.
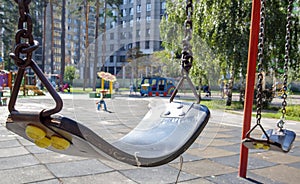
<box><xmin>64</xmin><ymin>66</ymin><xmax>77</xmax><ymax>84</ymax></box>
<box><xmin>0</xmin><ymin>1</ymin><xmax>18</xmax><ymax>70</ymax></box>
<box><xmin>152</xmin><ymin>50</ymin><xmax>180</xmax><ymax>78</ymax></box>
<box><xmin>282</xmin><ymin>105</ymin><xmax>300</xmax><ymax>118</ymax></box>
<box><xmin>160</xmin><ymin>0</ymin><xmax>300</xmax><ymax>92</ymax></box>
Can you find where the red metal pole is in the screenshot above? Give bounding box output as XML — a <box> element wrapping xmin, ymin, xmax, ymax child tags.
<box><xmin>239</xmin><ymin>0</ymin><xmax>261</xmax><ymax>178</ymax></box>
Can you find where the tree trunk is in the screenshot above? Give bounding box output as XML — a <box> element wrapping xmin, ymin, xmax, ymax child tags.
<box><xmin>83</xmin><ymin>0</ymin><xmax>90</xmax><ymax>91</ymax></box>
<box><xmin>42</xmin><ymin>1</ymin><xmax>48</xmax><ymax>72</ymax></box>
<box><xmin>60</xmin><ymin>0</ymin><xmax>66</xmax><ymax>86</ymax></box>
<box><xmin>93</xmin><ymin>0</ymin><xmax>100</xmax><ymax>91</ymax></box>
<box><xmin>101</xmin><ymin>0</ymin><xmax>107</xmax><ymax>72</ymax></box>
<box><xmin>50</xmin><ymin>0</ymin><xmax>54</xmax><ymax>74</ymax></box>
<box><xmin>226</xmin><ymin>67</ymin><xmax>235</xmax><ymax>106</ymax></box>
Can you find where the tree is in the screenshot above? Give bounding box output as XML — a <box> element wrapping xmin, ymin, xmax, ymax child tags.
<box><xmin>50</xmin><ymin>0</ymin><xmax>55</xmax><ymax>74</ymax></box>
<box><xmin>92</xmin><ymin>0</ymin><xmax>122</xmax><ymax>91</ymax></box>
<box><xmin>161</xmin><ymin>0</ymin><xmax>299</xmax><ymax>104</ymax></box>
<box><xmin>60</xmin><ymin>0</ymin><xmax>66</xmax><ymax>86</ymax></box>
<box><xmin>42</xmin><ymin>1</ymin><xmax>49</xmax><ymax>72</ymax></box>
<box><xmin>92</xmin><ymin>0</ymin><xmax>100</xmax><ymax>91</ymax></box>
<box><xmin>126</xmin><ymin>47</ymin><xmax>144</xmax><ymax>88</ymax></box>
<box><xmin>152</xmin><ymin>50</ymin><xmax>180</xmax><ymax>78</ymax></box>
<box><xmin>64</xmin><ymin>65</ymin><xmax>77</xmax><ymax>84</ymax></box>
<box><xmin>0</xmin><ymin>1</ymin><xmax>18</xmax><ymax>70</ymax></box>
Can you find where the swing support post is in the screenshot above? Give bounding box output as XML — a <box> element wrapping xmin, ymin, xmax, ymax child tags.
<box><xmin>239</xmin><ymin>0</ymin><xmax>261</xmax><ymax>178</ymax></box>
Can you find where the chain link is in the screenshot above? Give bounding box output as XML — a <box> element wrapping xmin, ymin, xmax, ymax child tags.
<box><xmin>10</xmin><ymin>0</ymin><xmax>39</xmax><ymax>69</ymax></box>
<box><xmin>256</xmin><ymin>0</ymin><xmax>266</xmax><ymax>125</ymax></box>
<box><xmin>181</xmin><ymin>0</ymin><xmax>193</xmax><ymax>73</ymax></box>
<box><xmin>279</xmin><ymin>0</ymin><xmax>293</xmax><ymax>128</ymax></box>
<box><xmin>9</xmin><ymin>0</ymin><xmax>63</xmax><ymax>117</ymax></box>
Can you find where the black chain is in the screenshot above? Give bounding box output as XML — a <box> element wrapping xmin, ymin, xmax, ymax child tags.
<box><xmin>9</xmin><ymin>0</ymin><xmax>63</xmax><ymax>117</ymax></box>
<box><xmin>181</xmin><ymin>0</ymin><xmax>193</xmax><ymax>73</ymax></box>
<box><xmin>169</xmin><ymin>0</ymin><xmax>200</xmax><ymax>103</ymax></box>
<box><xmin>10</xmin><ymin>0</ymin><xmax>39</xmax><ymax>69</ymax></box>
<box><xmin>278</xmin><ymin>0</ymin><xmax>293</xmax><ymax>129</ymax></box>
<box><xmin>256</xmin><ymin>0</ymin><xmax>266</xmax><ymax>125</ymax></box>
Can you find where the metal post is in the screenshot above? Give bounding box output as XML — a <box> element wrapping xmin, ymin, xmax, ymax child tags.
<box><xmin>239</xmin><ymin>0</ymin><xmax>261</xmax><ymax>178</ymax></box>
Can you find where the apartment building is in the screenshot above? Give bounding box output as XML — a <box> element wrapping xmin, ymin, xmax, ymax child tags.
<box><xmin>44</xmin><ymin>0</ymin><xmax>166</xmax><ymax>85</ymax></box>
<box><xmin>101</xmin><ymin>0</ymin><xmax>166</xmax><ymax>76</ymax></box>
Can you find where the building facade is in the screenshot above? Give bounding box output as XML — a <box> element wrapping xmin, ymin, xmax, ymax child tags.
<box><xmin>44</xmin><ymin>0</ymin><xmax>166</xmax><ymax>86</ymax></box>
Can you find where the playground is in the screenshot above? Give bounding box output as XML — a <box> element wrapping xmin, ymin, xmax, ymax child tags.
<box><xmin>0</xmin><ymin>0</ymin><xmax>299</xmax><ymax>183</ymax></box>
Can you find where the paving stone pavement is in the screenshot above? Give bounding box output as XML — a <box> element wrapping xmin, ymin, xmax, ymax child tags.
<box><xmin>0</xmin><ymin>93</ymin><xmax>299</xmax><ymax>184</ymax></box>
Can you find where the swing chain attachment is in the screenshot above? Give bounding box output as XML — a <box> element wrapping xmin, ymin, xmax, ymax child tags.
<box><xmin>255</xmin><ymin>0</ymin><xmax>266</xmax><ymax>127</ymax></box>
<box><xmin>170</xmin><ymin>0</ymin><xmax>200</xmax><ymax>103</ymax></box>
<box><xmin>10</xmin><ymin>0</ymin><xmax>38</xmax><ymax>68</ymax></box>
<box><xmin>9</xmin><ymin>0</ymin><xmax>63</xmax><ymax>117</ymax></box>
<box><xmin>181</xmin><ymin>0</ymin><xmax>194</xmax><ymax>73</ymax></box>
<box><xmin>279</xmin><ymin>0</ymin><xmax>293</xmax><ymax>129</ymax></box>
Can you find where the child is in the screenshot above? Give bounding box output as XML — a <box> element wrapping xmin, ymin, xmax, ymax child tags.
<box><xmin>96</xmin><ymin>92</ymin><xmax>107</xmax><ymax>111</ymax></box>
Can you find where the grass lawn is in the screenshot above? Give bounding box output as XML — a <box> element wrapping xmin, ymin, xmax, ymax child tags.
<box><xmin>201</xmin><ymin>99</ymin><xmax>300</xmax><ymax>122</ymax></box>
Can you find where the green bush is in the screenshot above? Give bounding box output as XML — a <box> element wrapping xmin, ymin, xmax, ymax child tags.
<box><xmin>282</xmin><ymin>105</ymin><xmax>300</xmax><ymax>117</ymax></box>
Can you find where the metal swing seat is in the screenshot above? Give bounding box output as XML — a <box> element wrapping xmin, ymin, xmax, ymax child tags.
<box><xmin>242</xmin><ymin>123</ymin><xmax>296</xmax><ymax>153</ymax></box>
<box><xmin>6</xmin><ymin>60</ymin><xmax>210</xmax><ymax>167</ymax></box>
<box><xmin>6</xmin><ymin>0</ymin><xmax>210</xmax><ymax>167</ymax></box>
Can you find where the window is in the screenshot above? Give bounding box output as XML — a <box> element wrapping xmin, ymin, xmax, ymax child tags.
<box><xmin>123</xmin><ymin>0</ymin><xmax>127</xmax><ymax>5</ymax></box>
<box><xmin>136</xmin><ymin>30</ymin><xmax>140</xmax><ymax>38</ymax></box>
<box><xmin>161</xmin><ymin>2</ymin><xmax>166</xmax><ymax>10</ymax></box>
<box><xmin>146</xmin><ymin>29</ymin><xmax>151</xmax><ymax>37</ymax></box>
<box><xmin>136</xmin><ymin>42</ymin><xmax>140</xmax><ymax>48</ymax></box>
<box><xmin>130</xmin><ymin>19</ymin><xmax>133</xmax><ymax>27</ymax></box>
<box><xmin>122</xmin><ymin>9</ymin><xmax>127</xmax><ymax>16</ymax></box>
<box><xmin>120</xmin><ymin>32</ymin><xmax>127</xmax><ymax>39</ymax></box>
<box><xmin>146</xmin><ymin>3</ymin><xmax>151</xmax><ymax>11</ymax></box>
<box><xmin>110</xmin><ymin>56</ymin><xmax>114</xmax><ymax>63</ymax></box>
<box><xmin>145</xmin><ymin>41</ymin><xmax>150</xmax><ymax>49</ymax></box>
<box><xmin>128</xmin><ymin>32</ymin><xmax>133</xmax><ymax>38</ymax></box>
<box><xmin>112</xmin><ymin>10</ymin><xmax>117</xmax><ymax>16</ymax></box>
<box><xmin>161</xmin><ymin>2</ymin><xmax>166</xmax><ymax>14</ymax></box>
<box><xmin>146</xmin><ymin>16</ymin><xmax>151</xmax><ymax>23</ymax></box>
<box><xmin>136</xmin><ymin>5</ymin><xmax>141</xmax><ymax>13</ymax></box>
<box><xmin>110</xmin><ymin>33</ymin><xmax>114</xmax><ymax>40</ymax></box>
<box><xmin>129</xmin><ymin>8</ymin><xmax>134</xmax><ymax>15</ymax></box>
<box><xmin>111</xmin><ymin>21</ymin><xmax>116</xmax><ymax>28</ymax></box>
<box><xmin>122</xmin><ymin>21</ymin><xmax>126</xmax><ymax>28</ymax></box>
<box><xmin>136</xmin><ymin>17</ymin><xmax>141</xmax><ymax>23</ymax></box>
<box><xmin>110</xmin><ymin>44</ymin><xmax>114</xmax><ymax>51</ymax></box>
<box><xmin>120</xmin><ymin>56</ymin><xmax>126</xmax><ymax>62</ymax></box>
<box><xmin>128</xmin><ymin>43</ymin><xmax>132</xmax><ymax>49</ymax></box>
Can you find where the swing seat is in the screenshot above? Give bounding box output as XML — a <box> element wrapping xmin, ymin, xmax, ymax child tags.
<box><xmin>6</xmin><ymin>101</ymin><xmax>210</xmax><ymax>167</ymax></box>
<box><xmin>242</xmin><ymin>129</ymin><xmax>296</xmax><ymax>153</ymax></box>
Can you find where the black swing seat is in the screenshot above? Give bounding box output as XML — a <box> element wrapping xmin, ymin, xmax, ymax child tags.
<box><xmin>242</xmin><ymin>129</ymin><xmax>296</xmax><ymax>153</ymax></box>
<box><xmin>6</xmin><ymin>101</ymin><xmax>210</xmax><ymax>167</ymax></box>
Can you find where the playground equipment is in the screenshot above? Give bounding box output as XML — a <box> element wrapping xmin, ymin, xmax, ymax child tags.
<box><xmin>0</xmin><ymin>70</ymin><xmax>9</xmax><ymax>88</ymax></box>
<box><xmin>0</xmin><ymin>70</ymin><xmax>12</xmax><ymax>106</ymax></box>
<box><xmin>20</xmin><ymin>73</ymin><xmax>45</xmax><ymax>96</ymax></box>
<box><xmin>239</xmin><ymin>0</ymin><xmax>296</xmax><ymax>177</ymax></box>
<box><xmin>1</xmin><ymin>70</ymin><xmax>44</xmax><ymax>96</ymax></box>
<box><xmin>5</xmin><ymin>0</ymin><xmax>210</xmax><ymax>167</ymax></box>
<box><xmin>95</xmin><ymin>71</ymin><xmax>116</xmax><ymax>98</ymax></box>
<box><xmin>140</xmin><ymin>76</ymin><xmax>175</xmax><ymax>97</ymax></box>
